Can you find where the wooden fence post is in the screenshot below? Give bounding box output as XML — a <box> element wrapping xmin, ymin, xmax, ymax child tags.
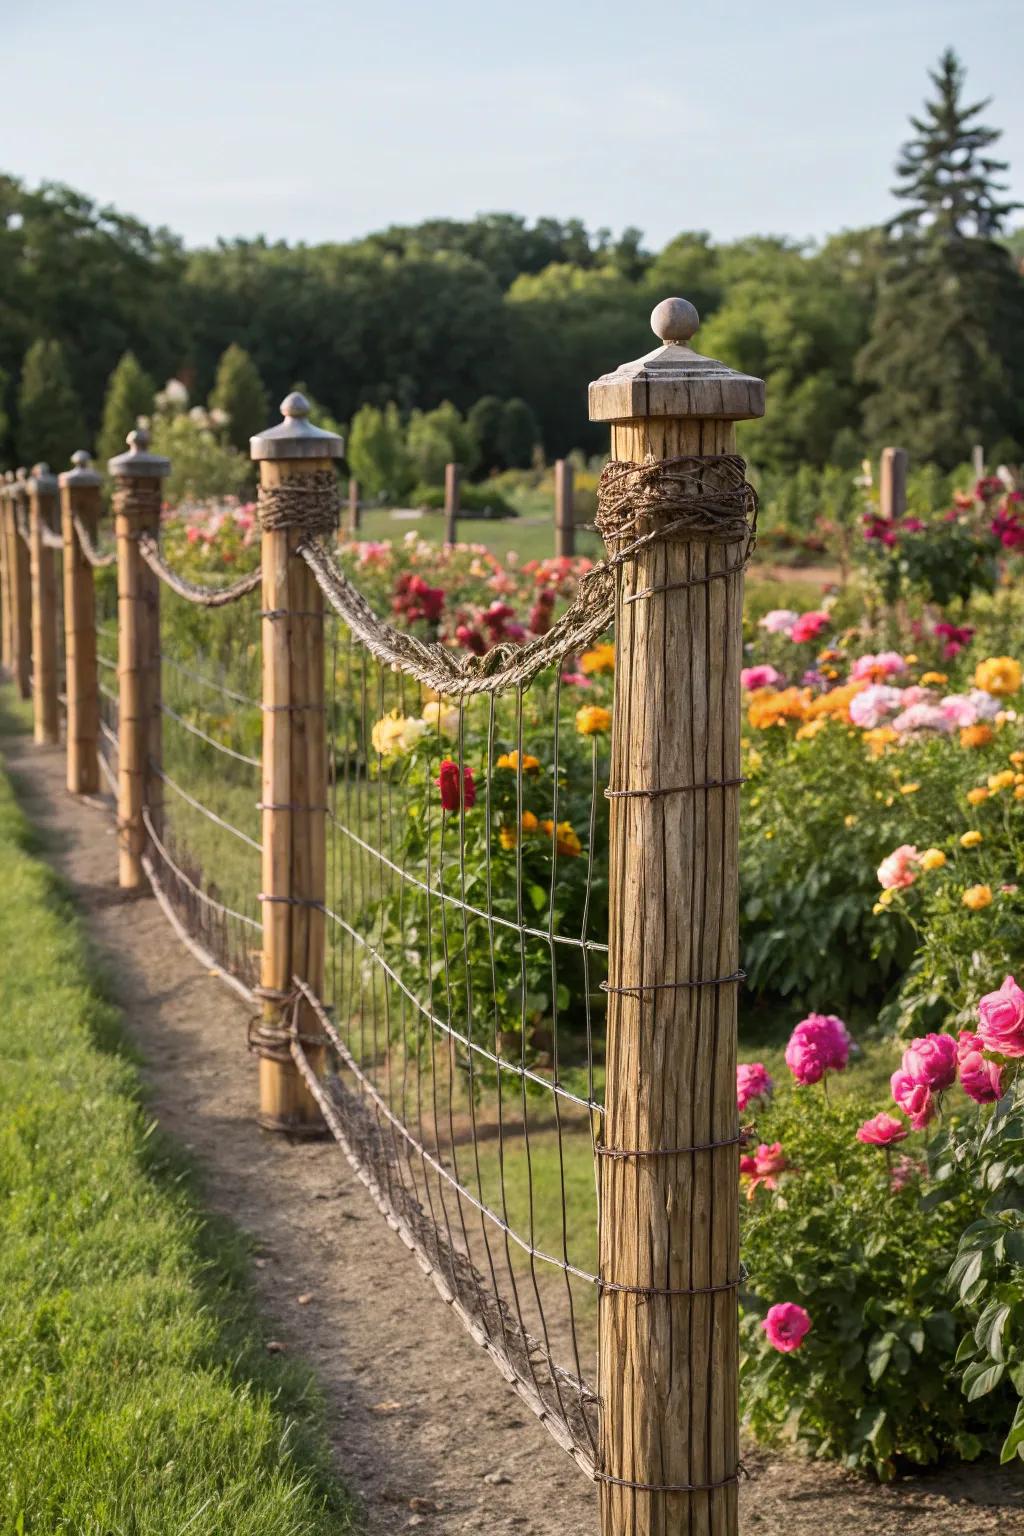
<box><xmin>109</xmin><ymin>428</ymin><xmax>170</xmax><ymax>889</ymax></box>
<box><xmin>444</xmin><ymin>460</ymin><xmax>461</xmax><ymax>546</ymax></box>
<box><xmin>59</xmin><ymin>450</ymin><xmax>103</xmax><ymax>795</ymax></box>
<box><xmin>28</xmin><ymin>463</ymin><xmax>61</xmax><ymax>745</ymax></box>
<box><xmin>879</xmin><ymin>446</ymin><xmax>908</xmax><ymax>521</ymax></box>
<box><xmin>0</xmin><ymin>473</ymin><xmax>14</xmax><ymax>677</ymax></box>
<box><xmin>10</xmin><ymin>468</ymin><xmax>32</xmax><ymax>700</ymax></box>
<box><xmin>554</xmin><ymin>458</ymin><xmax>575</xmax><ymax>558</ymax></box>
<box><xmin>250</xmin><ymin>392</ymin><xmax>343</xmax><ymax>1134</ymax></box>
<box><xmin>589</xmin><ymin>297</ymin><xmax>764</xmax><ymax>1536</ymax></box>
<box><xmin>347</xmin><ymin>475</ymin><xmax>361</xmax><ymax>536</ymax></box>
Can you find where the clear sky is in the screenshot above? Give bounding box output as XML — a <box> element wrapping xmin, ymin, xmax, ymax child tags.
<box><xmin>6</xmin><ymin>0</ymin><xmax>1023</xmax><ymax>252</ymax></box>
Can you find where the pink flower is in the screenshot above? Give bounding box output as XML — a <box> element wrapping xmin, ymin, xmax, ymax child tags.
<box><xmin>890</xmin><ymin>1068</ymin><xmax>935</xmax><ymax>1130</ymax></box>
<box><xmin>759</xmin><ymin>608</ymin><xmax>798</xmax><ymax>635</ymax></box>
<box><xmin>560</xmin><ymin>671</ymin><xmax>590</xmax><ymax>687</ymax></box>
<box><xmin>877</xmin><ymin>845</ymin><xmax>919</xmax><ymax>891</ymax></box>
<box><xmin>741</xmin><ymin>665</ymin><xmax>782</xmax><ymax>691</ymax></box>
<box><xmin>739</xmin><ymin>1153</ymin><xmax>757</xmax><ymax>1177</ymax></box>
<box><xmin>746</xmin><ymin>1142</ymin><xmax>789</xmax><ymax>1198</ymax></box>
<box><xmin>436</xmin><ymin>760</ymin><xmax>476</xmax><ymax>813</ymax></box>
<box><xmin>941</xmin><ymin>690</ymin><xmax>1001</xmax><ymax>729</ymax></box>
<box><xmin>851</xmin><ymin>651</ymin><xmax>906</xmax><ymax>681</ymax></box>
<box><xmin>977</xmin><ymin>976</ymin><xmax>1024</xmax><ymax>1058</ymax></box>
<box><xmin>785</xmin><ymin>1013</ymin><xmax>851</xmax><ymax>1085</ymax></box>
<box><xmin>891</xmin><ymin>703</ymin><xmax>952</xmax><ymax>735</ymax></box>
<box><xmin>737</xmin><ymin>1062</ymin><xmax>774</xmax><ymax>1112</ymax></box>
<box><xmin>762</xmin><ymin>1302</ymin><xmax>812</xmax><ymax>1354</ymax></box>
<box><xmin>790</xmin><ymin>611</ymin><xmax>830</xmax><ymax>644</ymax></box>
<box><xmin>957</xmin><ymin>1030</ymin><xmax>1004</xmax><ymax>1104</ymax></box>
<box><xmin>856</xmin><ymin>1112</ymin><xmax>909</xmax><ymax>1147</ymax></box>
<box><xmin>901</xmin><ymin>1033</ymin><xmax>958</xmax><ymax>1091</ymax></box>
<box><xmin>849</xmin><ymin>684</ymin><xmax>903</xmax><ymax>729</ymax></box>
<box><xmin>890</xmin><ymin>1154</ymin><xmax>925</xmax><ymax>1193</ymax></box>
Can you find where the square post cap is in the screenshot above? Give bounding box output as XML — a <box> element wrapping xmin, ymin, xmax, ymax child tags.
<box><xmin>589</xmin><ymin>297</ymin><xmax>765</xmax><ymax>423</ymax></box>
<box><xmin>108</xmin><ymin>427</ymin><xmax>170</xmax><ymax>479</ymax></box>
<box><xmin>59</xmin><ymin>449</ymin><xmax>103</xmax><ymax>489</ymax></box>
<box><xmin>27</xmin><ymin>463</ymin><xmax>59</xmax><ymax>497</ymax></box>
<box><xmin>250</xmin><ymin>392</ymin><xmax>345</xmax><ymax>462</ymax></box>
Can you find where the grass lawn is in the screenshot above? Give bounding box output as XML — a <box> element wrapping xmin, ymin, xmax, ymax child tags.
<box><xmin>354</xmin><ymin>506</ymin><xmax>603</xmax><ymax>565</ymax></box>
<box><xmin>0</xmin><ymin>737</ymin><xmax>354</xmax><ymax>1534</ymax></box>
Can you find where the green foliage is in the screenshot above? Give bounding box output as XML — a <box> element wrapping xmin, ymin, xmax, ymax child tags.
<box><xmin>209</xmin><ymin>343</ymin><xmax>269</xmax><ymax>452</ymax></box>
<box><xmin>411</xmin><ymin>482</ymin><xmax>517</xmax><ymax>519</ymax></box>
<box><xmin>497</xmin><ymin>397</ymin><xmax>540</xmax><ymax>469</ymax></box>
<box><xmin>740</xmin><ymin>1086</ymin><xmax>1012</xmax><ymax>1476</ymax></box>
<box><xmin>97</xmin><ymin>350</ymin><xmax>156</xmax><ymax>467</ymax></box>
<box><xmin>16</xmin><ymin>337</ymin><xmax>86</xmax><ymax>468</ymax></box>
<box><xmin>467</xmin><ymin>394</ymin><xmax>505</xmax><ymax>473</ymax></box>
<box><xmin>406</xmin><ymin>399</ymin><xmax>478</xmax><ymax>485</ymax></box>
<box><xmin>347</xmin><ymin>401</ymin><xmax>412</xmax><ymax>499</ymax></box>
<box><xmin>150</xmin><ymin>411</ymin><xmax>253</xmax><ymax>503</ymax></box>
<box><xmin>0</xmin><ymin>753</ymin><xmax>353</xmax><ymax>1532</ymax></box>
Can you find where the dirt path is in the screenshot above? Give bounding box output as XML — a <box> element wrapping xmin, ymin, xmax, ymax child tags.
<box><xmin>5</xmin><ymin>724</ymin><xmax>1024</xmax><ymax>1536</ymax></box>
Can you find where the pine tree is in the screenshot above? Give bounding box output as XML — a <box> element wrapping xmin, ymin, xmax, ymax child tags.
<box><xmin>857</xmin><ymin>50</ymin><xmax>1024</xmax><ymax>467</ymax></box>
<box><xmin>98</xmin><ymin>352</ymin><xmax>156</xmax><ymax>467</ymax></box>
<box><xmin>17</xmin><ymin>339</ymin><xmax>86</xmax><ymax>470</ymax></box>
<box><xmin>209</xmin><ymin>344</ymin><xmax>270</xmax><ymax>452</ymax></box>
<box><xmin>498</xmin><ymin>398</ymin><xmax>540</xmax><ymax>469</ymax></box>
<box><xmin>467</xmin><ymin>395</ymin><xmax>505</xmax><ymax>473</ymax></box>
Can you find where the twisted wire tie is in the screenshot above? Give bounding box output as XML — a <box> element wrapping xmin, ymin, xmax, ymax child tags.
<box><xmin>596</xmin><ymin>1132</ymin><xmax>744</xmax><ymax>1160</ymax></box>
<box><xmin>594</xmin><ymin>1465</ymin><xmax>747</xmax><ymax>1493</ymax></box>
<box><xmin>601</xmin><ymin>968</ymin><xmax>745</xmax><ymax>997</ymax></box>
<box><xmin>605</xmin><ymin>775</ymin><xmax>746</xmax><ymax>800</ymax></box>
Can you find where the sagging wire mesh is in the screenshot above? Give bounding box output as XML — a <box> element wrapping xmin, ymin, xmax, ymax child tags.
<box><xmin>317</xmin><ymin>614</ymin><xmax>611</xmax><ymax>1471</ymax></box>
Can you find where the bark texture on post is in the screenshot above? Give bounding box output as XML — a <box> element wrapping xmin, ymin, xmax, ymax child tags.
<box><xmin>879</xmin><ymin>446</ymin><xmax>908</xmax><ymax>521</ymax></box>
<box><xmin>60</xmin><ymin>451</ymin><xmax>103</xmax><ymax>794</ymax></box>
<box><xmin>11</xmin><ymin>469</ymin><xmax>32</xmax><ymax>700</ymax></box>
<box><xmin>443</xmin><ymin>460</ymin><xmax>461</xmax><ymax>546</ymax></box>
<box><xmin>554</xmin><ymin>458</ymin><xmax>575</xmax><ymax>558</ymax></box>
<box><xmin>28</xmin><ymin>464</ymin><xmax>61</xmax><ymax>745</ymax></box>
<box><xmin>347</xmin><ymin>475</ymin><xmax>361</xmax><ymax>536</ymax></box>
<box><xmin>109</xmin><ymin>429</ymin><xmax>169</xmax><ymax>889</ymax></box>
<box><xmin>589</xmin><ymin>297</ymin><xmax>764</xmax><ymax>1536</ymax></box>
<box><xmin>250</xmin><ymin>392</ymin><xmax>343</xmax><ymax>1134</ymax></box>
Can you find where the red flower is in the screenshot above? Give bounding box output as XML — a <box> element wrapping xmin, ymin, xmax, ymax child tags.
<box><xmin>436</xmin><ymin>759</ymin><xmax>476</xmax><ymax>812</ymax></box>
<box><xmin>454</xmin><ymin>623</ymin><xmax>486</xmax><ymax>656</ymax></box>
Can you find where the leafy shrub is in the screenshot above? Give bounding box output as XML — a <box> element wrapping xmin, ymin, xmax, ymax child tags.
<box><xmin>412</xmin><ymin>482</ymin><xmax>517</xmax><ymax>519</ymax></box>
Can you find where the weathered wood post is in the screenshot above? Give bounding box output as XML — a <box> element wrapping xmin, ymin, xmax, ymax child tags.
<box><xmin>250</xmin><ymin>392</ymin><xmax>343</xmax><ymax>1134</ymax></box>
<box><xmin>109</xmin><ymin>428</ymin><xmax>169</xmax><ymax>889</ymax></box>
<box><xmin>59</xmin><ymin>450</ymin><xmax>103</xmax><ymax>795</ymax></box>
<box><xmin>10</xmin><ymin>469</ymin><xmax>33</xmax><ymax>700</ymax></box>
<box><xmin>27</xmin><ymin>463</ymin><xmax>61</xmax><ymax>745</ymax></box>
<box><xmin>879</xmin><ymin>446</ymin><xmax>908</xmax><ymax>521</ymax></box>
<box><xmin>589</xmin><ymin>297</ymin><xmax>763</xmax><ymax>1536</ymax></box>
<box><xmin>0</xmin><ymin>473</ymin><xmax>14</xmax><ymax>676</ymax></box>
<box><xmin>554</xmin><ymin>457</ymin><xmax>575</xmax><ymax>558</ymax></box>
<box><xmin>443</xmin><ymin>460</ymin><xmax>461</xmax><ymax>546</ymax></box>
<box><xmin>347</xmin><ymin>475</ymin><xmax>361</xmax><ymax>536</ymax></box>
<box><xmin>972</xmin><ymin>443</ymin><xmax>986</xmax><ymax>479</ymax></box>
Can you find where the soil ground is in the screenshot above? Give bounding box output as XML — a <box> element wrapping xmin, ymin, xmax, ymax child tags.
<box><xmin>5</xmin><ymin>719</ymin><xmax>1024</xmax><ymax>1536</ymax></box>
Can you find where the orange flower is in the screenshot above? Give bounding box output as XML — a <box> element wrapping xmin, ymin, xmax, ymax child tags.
<box><xmin>580</xmin><ymin>642</ymin><xmax>615</xmax><ymax>675</ymax></box>
<box><xmin>806</xmin><ymin>680</ymin><xmax>866</xmax><ymax>722</ymax></box>
<box><xmin>962</xmin><ymin>884</ymin><xmax>993</xmax><ymax>911</ymax></box>
<box><xmin>920</xmin><ymin>671</ymin><xmax>948</xmax><ymax>686</ymax></box>
<box><xmin>521</xmin><ymin>810</ymin><xmax>539</xmax><ymax>833</ymax></box>
<box><xmin>576</xmin><ymin>705</ymin><xmax>612</xmax><ymax>736</ymax></box>
<box><xmin>748</xmin><ymin>687</ymin><xmax>812</xmax><ymax>730</ymax></box>
<box><xmin>960</xmin><ymin>724</ymin><xmax>995</xmax><ymax>749</ymax></box>
<box><xmin>496</xmin><ymin>750</ymin><xmax>541</xmax><ymax>774</ymax></box>
<box><xmin>540</xmin><ymin>818</ymin><xmax>582</xmax><ymax>857</ymax></box>
<box><xmin>863</xmin><ymin>726</ymin><xmax>898</xmax><ymax>757</ymax></box>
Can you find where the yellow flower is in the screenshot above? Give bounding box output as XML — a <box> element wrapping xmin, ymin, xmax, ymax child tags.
<box><xmin>795</xmin><ymin>718</ymin><xmax>827</xmax><ymax>741</ymax></box>
<box><xmin>920</xmin><ymin>671</ymin><xmax>948</xmax><ymax>686</ymax></box>
<box><xmin>919</xmin><ymin>848</ymin><xmax>947</xmax><ymax>871</ymax></box>
<box><xmin>967</xmin><ymin>787</ymin><xmax>989</xmax><ymax>805</ymax></box>
<box><xmin>960</xmin><ymin>724</ymin><xmax>994</xmax><ymax>749</ymax></box>
<box><xmin>421</xmin><ymin>700</ymin><xmax>460</xmax><ymax>739</ymax></box>
<box><xmin>974</xmin><ymin>656</ymin><xmax>1022</xmax><ymax>697</ymax></box>
<box><xmin>371</xmin><ymin>709</ymin><xmax>428</xmax><ymax>758</ymax></box>
<box><xmin>899</xmin><ymin>782</ymin><xmax>921</xmax><ymax>795</ymax></box>
<box><xmin>1016</xmin><ymin>784</ymin><xmax>1024</xmax><ymax>801</ymax></box>
<box><xmin>872</xmin><ymin>902</ymin><xmax>887</xmax><ymax>915</ymax></box>
<box><xmin>580</xmin><ymin>642</ymin><xmax>615</xmax><ymax>675</ymax></box>
<box><xmin>1011</xmin><ymin>750</ymin><xmax>1024</xmax><ymax>767</ymax></box>
<box><xmin>879</xmin><ymin>888</ymin><xmax>896</xmax><ymax>906</ymax></box>
<box><xmin>764</xmin><ymin>829</ymin><xmax>775</xmax><ymax>840</ymax></box>
<box><xmin>576</xmin><ymin>705</ymin><xmax>612</xmax><ymax>736</ymax></box>
<box><xmin>521</xmin><ymin>810</ymin><xmax>539</xmax><ymax>833</ymax></box>
<box><xmin>960</xmin><ymin>830</ymin><xmax>983</xmax><ymax>848</ymax></box>
<box><xmin>1015</xmin><ymin>773</ymin><xmax>1024</xmax><ymax>786</ymax></box>
<box><xmin>989</xmin><ymin>770</ymin><xmax>1016</xmax><ymax>792</ymax></box>
<box><xmin>904</xmin><ymin>653</ymin><xmax>918</xmax><ymax>665</ymax></box>
<box><xmin>496</xmin><ymin>750</ymin><xmax>541</xmax><ymax>774</ymax></box>
<box><xmin>844</xmin><ymin>814</ymin><xmax>858</xmax><ymax>828</ymax></box>
<box><xmin>498</xmin><ymin>825</ymin><xmax>517</xmax><ymax>850</ymax></box>
<box><xmin>541</xmin><ymin>818</ymin><xmax>582</xmax><ymax>857</ymax></box>
<box><xmin>864</xmin><ymin>726</ymin><xmax>898</xmax><ymax>757</ymax></box>
<box><xmin>747</xmin><ymin>750</ymin><xmax>764</xmax><ymax>774</ymax></box>
<box><xmin>962</xmin><ymin>884</ymin><xmax>993</xmax><ymax>911</ymax></box>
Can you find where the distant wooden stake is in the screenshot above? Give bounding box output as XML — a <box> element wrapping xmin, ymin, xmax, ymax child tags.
<box><xmin>11</xmin><ymin>469</ymin><xmax>32</xmax><ymax>700</ymax></box>
<box><xmin>28</xmin><ymin>464</ymin><xmax>60</xmax><ymax>745</ymax></box>
<box><xmin>109</xmin><ymin>429</ymin><xmax>170</xmax><ymax>889</ymax></box>
<box><xmin>60</xmin><ymin>451</ymin><xmax>103</xmax><ymax>795</ymax></box>
<box><xmin>444</xmin><ymin>461</ymin><xmax>461</xmax><ymax>546</ymax></box>
<box><xmin>250</xmin><ymin>393</ymin><xmax>344</xmax><ymax>1135</ymax></box>
<box><xmin>554</xmin><ymin>458</ymin><xmax>575</xmax><ymax>558</ymax></box>
<box><xmin>348</xmin><ymin>476</ymin><xmax>361</xmax><ymax>536</ymax></box>
<box><xmin>589</xmin><ymin>297</ymin><xmax>764</xmax><ymax>1536</ymax></box>
<box><xmin>879</xmin><ymin>446</ymin><xmax>908</xmax><ymax>521</ymax></box>
<box><xmin>0</xmin><ymin>474</ymin><xmax>14</xmax><ymax>676</ymax></box>
<box><xmin>972</xmin><ymin>443</ymin><xmax>986</xmax><ymax>480</ymax></box>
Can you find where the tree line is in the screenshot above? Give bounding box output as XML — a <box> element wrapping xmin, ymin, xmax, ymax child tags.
<box><xmin>1</xmin><ymin>48</ymin><xmax>1021</xmax><ymax>481</ymax></box>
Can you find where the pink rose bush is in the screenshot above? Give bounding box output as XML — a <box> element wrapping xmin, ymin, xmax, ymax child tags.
<box><xmin>877</xmin><ymin>844</ymin><xmax>919</xmax><ymax>890</ymax></box>
<box><xmin>851</xmin><ymin>651</ymin><xmax>906</xmax><ymax>681</ymax></box>
<box><xmin>762</xmin><ymin>1302</ymin><xmax>812</xmax><ymax>1353</ymax></box>
<box><xmin>784</xmin><ymin>1013</ymin><xmax>851</xmax><ymax>1086</ymax></box>
<box><xmin>849</xmin><ymin>684</ymin><xmax>903</xmax><ymax>728</ymax></box>
<box><xmin>737</xmin><ymin>1061</ymin><xmax>774</xmax><ymax>1112</ymax></box>
<box><xmin>956</xmin><ymin>1031</ymin><xmax>1003</xmax><ymax>1103</ymax></box>
<box><xmin>790</xmin><ymin>610</ymin><xmax>830</xmax><ymax>644</ymax></box>
<box><xmin>890</xmin><ymin>1068</ymin><xmax>936</xmax><ymax>1130</ymax></box>
<box><xmin>976</xmin><ymin>975</ymin><xmax>1024</xmax><ymax>1057</ymax></box>
<box><xmin>741</xmin><ymin>664</ymin><xmax>781</xmax><ymax>691</ymax></box>
<box><xmin>901</xmin><ymin>1032</ymin><xmax>958</xmax><ymax>1091</ymax></box>
<box><xmin>758</xmin><ymin>608</ymin><xmax>799</xmax><ymax>635</ymax></box>
<box><xmin>856</xmin><ymin>1112</ymin><xmax>908</xmax><ymax>1147</ymax></box>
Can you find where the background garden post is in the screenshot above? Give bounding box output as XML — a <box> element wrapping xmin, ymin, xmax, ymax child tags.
<box><xmin>59</xmin><ymin>450</ymin><xmax>103</xmax><ymax>795</ymax></box>
<box><xmin>1</xmin><ymin>474</ymin><xmax>13</xmax><ymax>677</ymax></box>
<box><xmin>589</xmin><ymin>297</ymin><xmax>764</xmax><ymax>1536</ymax></box>
<box><xmin>250</xmin><ymin>392</ymin><xmax>343</xmax><ymax>1134</ymax></box>
<box><xmin>10</xmin><ymin>469</ymin><xmax>32</xmax><ymax>700</ymax></box>
<box><xmin>27</xmin><ymin>463</ymin><xmax>60</xmax><ymax>745</ymax></box>
<box><xmin>554</xmin><ymin>457</ymin><xmax>575</xmax><ymax>557</ymax></box>
<box><xmin>348</xmin><ymin>475</ymin><xmax>360</xmax><ymax>536</ymax></box>
<box><xmin>109</xmin><ymin>428</ymin><xmax>169</xmax><ymax>889</ymax></box>
<box><xmin>880</xmin><ymin>446</ymin><xmax>908</xmax><ymax>520</ymax></box>
<box><xmin>444</xmin><ymin>460</ymin><xmax>461</xmax><ymax>545</ymax></box>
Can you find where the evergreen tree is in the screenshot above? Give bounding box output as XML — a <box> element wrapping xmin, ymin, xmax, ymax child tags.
<box><xmin>17</xmin><ymin>339</ymin><xmax>86</xmax><ymax>469</ymax></box>
<box><xmin>497</xmin><ymin>398</ymin><xmax>540</xmax><ymax>469</ymax></box>
<box><xmin>97</xmin><ymin>352</ymin><xmax>156</xmax><ymax>467</ymax></box>
<box><xmin>467</xmin><ymin>395</ymin><xmax>505</xmax><ymax>473</ymax></box>
<box><xmin>406</xmin><ymin>401</ymin><xmax>478</xmax><ymax>486</ymax></box>
<box><xmin>347</xmin><ymin>402</ymin><xmax>412</xmax><ymax>500</ymax></box>
<box><xmin>857</xmin><ymin>50</ymin><xmax>1024</xmax><ymax>467</ymax></box>
<box><xmin>210</xmin><ymin>343</ymin><xmax>270</xmax><ymax>452</ymax></box>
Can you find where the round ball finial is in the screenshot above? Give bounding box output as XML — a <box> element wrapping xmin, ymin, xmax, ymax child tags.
<box><xmin>280</xmin><ymin>391</ymin><xmax>311</xmax><ymax>420</ymax></box>
<box><xmin>71</xmin><ymin>449</ymin><xmax>92</xmax><ymax>469</ymax></box>
<box><xmin>31</xmin><ymin>462</ymin><xmax>51</xmax><ymax>477</ymax></box>
<box><xmin>651</xmin><ymin>297</ymin><xmax>700</xmax><ymax>345</ymax></box>
<box><xmin>127</xmin><ymin>427</ymin><xmax>151</xmax><ymax>452</ymax></box>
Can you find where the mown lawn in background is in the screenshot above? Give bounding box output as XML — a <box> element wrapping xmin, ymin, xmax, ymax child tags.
<box><xmin>355</xmin><ymin>506</ymin><xmax>603</xmax><ymax>565</ymax></box>
<box><xmin>0</xmin><ymin>735</ymin><xmax>354</xmax><ymax>1535</ymax></box>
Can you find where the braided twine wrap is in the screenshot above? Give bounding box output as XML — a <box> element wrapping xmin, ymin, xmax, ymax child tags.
<box><xmin>257</xmin><ymin>469</ymin><xmax>340</xmax><ymax>537</ymax></box>
<box><xmin>298</xmin><ymin>454</ymin><xmax>757</xmax><ymax>698</ymax></box>
<box><xmin>113</xmin><ymin>481</ymin><xmax>163</xmax><ymax>526</ymax></box>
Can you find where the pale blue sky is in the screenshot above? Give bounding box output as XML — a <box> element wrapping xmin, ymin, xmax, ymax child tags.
<box><xmin>7</xmin><ymin>0</ymin><xmax>1023</xmax><ymax>251</ymax></box>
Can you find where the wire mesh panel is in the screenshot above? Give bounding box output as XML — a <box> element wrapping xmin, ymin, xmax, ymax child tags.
<box><xmin>96</xmin><ymin>569</ymin><xmax>119</xmax><ymax>794</ymax></box>
<box><xmin>316</xmin><ymin>613</ymin><xmax>612</xmax><ymax>1471</ymax></box>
